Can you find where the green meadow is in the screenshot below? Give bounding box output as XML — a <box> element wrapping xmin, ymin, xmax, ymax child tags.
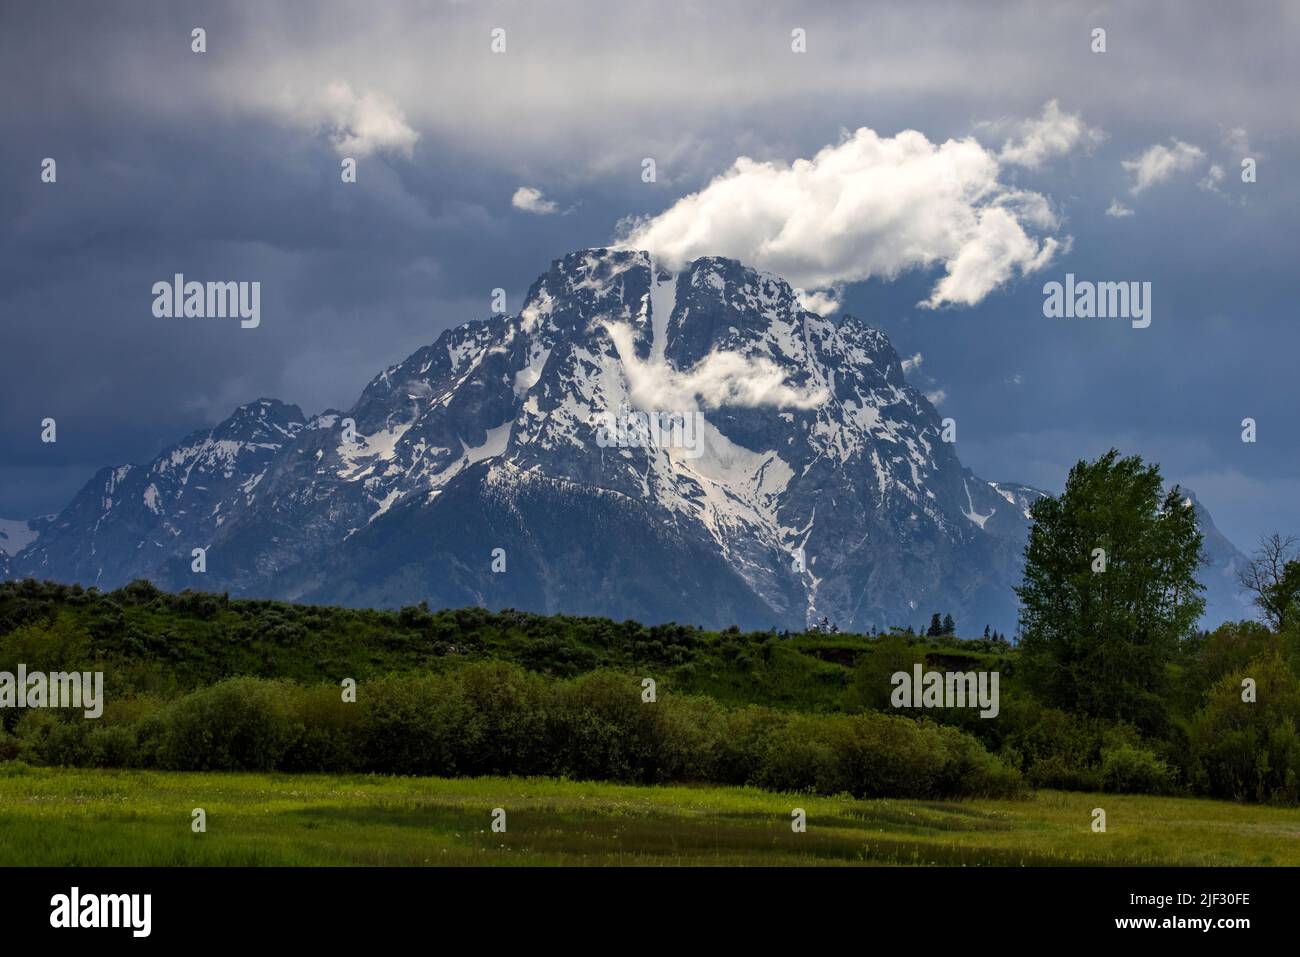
<box><xmin>1</xmin><ymin>765</ymin><xmax>1296</xmax><ymax>867</ymax></box>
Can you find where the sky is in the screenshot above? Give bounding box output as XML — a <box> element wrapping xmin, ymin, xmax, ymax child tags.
<box><xmin>1</xmin><ymin>0</ymin><xmax>1297</xmax><ymax>553</ymax></box>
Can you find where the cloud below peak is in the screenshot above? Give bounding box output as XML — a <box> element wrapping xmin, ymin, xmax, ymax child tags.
<box><xmin>604</xmin><ymin>323</ymin><xmax>827</xmax><ymax>412</ymax></box>
<box><xmin>619</xmin><ymin>123</ymin><xmax>1066</xmax><ymax>310</ymax></box>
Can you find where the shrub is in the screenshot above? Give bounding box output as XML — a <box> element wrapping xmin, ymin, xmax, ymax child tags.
<box><xmin>85</xmin><ymin>725</ymin><xmax>139</xmax><ymax>768</ymax></box>
<box><xmin>549</xmin><ymin>670</ymin><xmax>663</xmax><ymax>782</ymax></box>
<box><xmin>454</xmin><ymin>661</ymin><xmax>550</xmax><ymax>776</ymax></box>
<box><xmin>996</xmin><ymin>697</ymin><xmax>1106</xmax><ymax>783</ymax></box>
<box><xmin>753</xmin><ymin>715</ymin><xmax>837</xmax><ymax>793</ymax></box>
<box><xmin>653</xmin><ymin>693</ymin><xmax>727</xmax><ymax>782</ymax></box>
<box><xmin>1025</xmin><ymin>754</ymin><xmax>1102</xmax><ymax>792</ymax></box>
<box><xmin>755</xmin><ymin>712</ymin><xmax>1023</xmax><ymax>799</ymax></box>
<box><xmin>0</xmin><ymin>662</ymin><xmax>1022</xmax><ymax>799</ymax></box>
<box><xmin>710</xmin><ymin>705</ymin><xmax>790</xmax><ymax>785</ymax></box>
<box><xmin>154</xmin><ymin>677</ymin><xmax>302</xmax><ymax>771</ymax></box>
<box><xmin>281</xmin><ymin>683</ymin><xmax>361</xmax><ymax>773</ymax></box>
<box><xmin>932</xmin><ymin>723</ymin><xmax>1025</xmax><ymax>798</ymax></box>
<box><xmin>1099</xmin><ymin>744</ymin><xmax>1176</xmax><ymax>794</ymax></box>
<box><xmin>1190</xmin><ymin>652</ymin><xmax>1300</xmax><ymax>804</ymax></box>
<box><xmin>358</xmin><ymin>672</ymin><xmax>465</xmax><ymax>776</ymax></box>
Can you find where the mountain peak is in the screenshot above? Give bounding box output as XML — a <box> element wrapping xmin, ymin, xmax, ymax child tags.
<box><xmin>215</xmin><ymin>398</ymin><xmax>306</xmax><ymax>440</ymax></box>
<box><xmin>7</xmin><ymin>250</ymin><xmax>1250</xmax><ymax>632</ymax></box>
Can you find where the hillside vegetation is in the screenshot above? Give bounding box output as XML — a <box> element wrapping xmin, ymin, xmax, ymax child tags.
<box><xmin>2</xmin><ymin>576</ymin><xmax>1298</xmax><ymax>803</ymax></box>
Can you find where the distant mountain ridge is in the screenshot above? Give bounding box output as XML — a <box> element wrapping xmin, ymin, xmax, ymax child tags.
<box><xmin>3</xmin><ymin>248</ymin><xmax>1252</xmax><ymax>632</ymax></box>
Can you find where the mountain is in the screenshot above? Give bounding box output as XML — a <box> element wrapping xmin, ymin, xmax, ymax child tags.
<box><xmin>1183</xmin><ymin>489</ymin><xmax>1254</xmax><ymax>628</ymax></box>
<box><xmin>4</xmin><ymin>248</ymin><xmax>1251</xmax><ymax>632</ymax></box>
<box><xmin>0</xmin><ymin>515</ymin><xmax>53</xmax><ymax>580</ymax></box>
<box><xmin>16</xmin><ymin>400</ymin><xmax>307</xmax><ymax>588</ymax></box>
<box><xmin>0</xmin><ymin>516</ymin><xmax>47</xmax><ymax>557</ymax></box>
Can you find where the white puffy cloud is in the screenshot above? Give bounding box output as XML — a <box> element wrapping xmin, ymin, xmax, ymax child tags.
<box><xmin>901</xmin><ymin>352</ymin><xmax>924</xmax><ymax>373</ymax></box>
<box><xmin>620</xmin><ymin>126</ymin><xmax>1064</xmax><ymax>310</ymax></box>
<box><xmin>994</xmin><ymin>100</ymin><xmax>1104</xmax><ymax>168</ymax></box>
<box><xmin>1121</xmin><ymin>139</ymin><xmax>1204</xmax><ymax>194</ymax></box>
<box><xmin>276</xmin><ymin>81</ymin><xmax>419</xmax><ymax>158</ymax></box>
<box><xmin>924</xmin><ymin>389</ymin><xmax>948</xmax><ymax>406</ymax></box>
<box><xmin>511</xmin><ymin>186</ymin><xmax>559</xmax><ymax>215</ymax></box>
<box><xmin>1105</xmin><ymin>199</ymin><xmax>1134</xmax><ymax>217</ymax></box>
<box><xmin>604</xmin><ymin>323</ymin><xmax>827</xmax><ymax>412</ymax></box>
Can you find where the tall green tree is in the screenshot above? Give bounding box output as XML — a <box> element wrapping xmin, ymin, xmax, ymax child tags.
<box><xmin>1016</xmin><ymin>450</ymin><xmax>1205</xmax><ymax>726</ymax></box>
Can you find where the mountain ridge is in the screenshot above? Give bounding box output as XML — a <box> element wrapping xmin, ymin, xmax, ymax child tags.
<box><xmin>4</xmin><ymin>248</ymin><xmax>1250</xmax><ymax>632</ymax></box>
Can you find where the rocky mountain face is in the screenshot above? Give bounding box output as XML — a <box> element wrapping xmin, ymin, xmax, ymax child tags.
<box><xmin>1184</xmin><ymin>489</ymin><xmax>1254</xmax><ymax>627</ymax></box>
<box><xmin>0</xmin><ymin>515</ymin><xmax>52</xmax><ymax>581</ymax></box>
<box><xmin>3</xmin><ymin>248</ymin><xmax>1251</xmax><ymax>632</ymax></box>
<box><xmin>15</xmin><ymin>400</ymin><xmax>307</xmax><ymax>588</ymax></box>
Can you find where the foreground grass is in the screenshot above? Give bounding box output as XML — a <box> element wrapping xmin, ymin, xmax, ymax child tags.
<box><xmin>0</xmin><ymin>765</ymin><xmax>1297</xmax><ymax>866</ymax></box>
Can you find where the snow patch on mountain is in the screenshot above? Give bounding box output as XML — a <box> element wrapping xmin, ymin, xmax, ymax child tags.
<box><xmin>0</xmin><ymin>518</ymin><xmax>41</xmax><ymax>556</ymax></box>
<box><xmin>6</xmin><ymin>248</ymin><xmax>1252</xmax><ymax>633</ymax></box>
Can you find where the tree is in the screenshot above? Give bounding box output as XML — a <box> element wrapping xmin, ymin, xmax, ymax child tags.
<box><xmin>1237</xmin><ymin>533</ymin><xmax>1300</xmax><ymax>631</ymax></box>
<box><xmin>983</xmin><ymin>624</ymin><xmax>991</xmax><ymax>639</ymax></box>
<box><xmin>942</xmin><ymin>614</ymin><xmax>956</xmax><ymax>636</ymax></box>
<box><xmin>927</xmin><ymin>613</ymin><xmax>942</xmax><ymax>637</ymax></box>
<box><xmin>1016</xmin><ymin>449</ymin><xmax>1205</xmax><ymax>726</ymax></box>
<box><xmin>1182</xmin><ymin>619</ymin><xmax>1279</xmax><ymax>708</ymax></box>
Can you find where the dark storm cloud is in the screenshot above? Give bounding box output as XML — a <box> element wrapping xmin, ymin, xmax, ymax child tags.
<box><xmin>0</xmin><ymin>0</ymin><xmax>1297</xmax><ymax>553</ymax></box>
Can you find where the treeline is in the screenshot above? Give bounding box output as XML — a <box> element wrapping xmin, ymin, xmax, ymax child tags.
<box><xmin>846</xmin><ymin>624</ymin><xmax>1300</xmax><ymax>803</ymax></box>
<box><xmin>0</xmin><ymin>577</ymin><xmax>909</xmax><ymax>712</ymax></box>
<box><xmin>6</xmin><ymin>444</ymin><xmax>1300</xmax><ymax>809</ymax></box>
<box><xmin>0</xmin><ymin>662</ymin><xmax>1021</xmax><ymax>800</ymax></box>
<box><xmin>0</xmin><ymin>578</ymin><xmax>720</xmax><ymax>684</ymax></box>
<box><xmin>845</xmin><ymin>453</ymin><xmax>1300</xmax><ymax>806</ymax></box>
<box><xmin>3</xmin><ymin>576</ymin><xmax>1298</xmax><ymax>802</ymax></box>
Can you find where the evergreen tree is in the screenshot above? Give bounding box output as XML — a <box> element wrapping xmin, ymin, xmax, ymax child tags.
<box><xmin>942</xmin><ymin>614</ymin><xmax>955</xmax><ymax>636</ymax></box>
<box><xmin>927</xmin><ymin>613</ymin><xmax>942</xmax><ymax>637</ymax></box>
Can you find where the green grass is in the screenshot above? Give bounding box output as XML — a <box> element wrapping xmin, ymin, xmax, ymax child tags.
<box><xmin>1</xmin><ymin>765</ymin><xmax>1296</xmax><ymax>866</ymax></box>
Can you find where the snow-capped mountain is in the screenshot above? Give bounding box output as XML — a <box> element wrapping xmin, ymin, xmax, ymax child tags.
<box><xmin>0</xmin><ymin>515</ymin><xmax>53</xmax><ymax>580</ymax></box>
<box><xmin>15</xmin><ymin>400</ymin><xmax>306</xmax><ymax>587</ymax></box>
<box><xmin>0</xmin><ymin>517</ymin><xmax>43</xmax><ymax>557</ymax></box>
<box><xmin>4</xmin><ymin>249</ymin><xmax>1250</xmax><ymax>632</ymax></box>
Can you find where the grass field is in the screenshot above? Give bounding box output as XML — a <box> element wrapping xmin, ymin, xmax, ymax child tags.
<box><xmin>1</xmin><ymin>764</ymin><xmax>1297</xmax><ymax>866</ymax></box>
